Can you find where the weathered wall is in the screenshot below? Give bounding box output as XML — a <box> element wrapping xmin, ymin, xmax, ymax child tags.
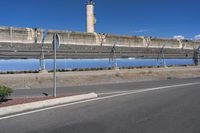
<box><xmin>0</xmin><ymin>26</ymin><xmax>199</xmax><ymax>59</ymax></box>
<box><xmin>104</xmin><ymin>34</ymin><xmax>145</xmax><ymax>47</ymax></box>
<box><xmin>0</xmin><ymin>26</ymin><xmax>199</xmax><ymax>50</ymax></box>
<box><xmin>0</xmin><ymin>27</ymin><xmax>41</xmax><ymax>43</ymax></box>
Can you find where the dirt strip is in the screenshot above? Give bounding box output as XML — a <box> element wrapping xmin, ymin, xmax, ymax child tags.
<box><xmin>0</xmin><ymin>66</ymin><xmax>200</xmax><ymax>90</ymax></box>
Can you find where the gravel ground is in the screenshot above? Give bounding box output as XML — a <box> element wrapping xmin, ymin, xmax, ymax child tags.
<box><xmin>0</xmin><ymin>66</ymin><xmax>200</xmax><ymax>90</ymax></box>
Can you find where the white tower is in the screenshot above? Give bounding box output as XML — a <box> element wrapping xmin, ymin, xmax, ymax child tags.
<box><xmin>86</xmin><ymin>0</ymin><xmax>95</xmax><ymax>33</ymax></box>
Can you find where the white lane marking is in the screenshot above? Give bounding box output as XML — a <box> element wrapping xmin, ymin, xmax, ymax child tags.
<box><xmin>98</xmin><ymin>91</ymin><xmax>131</xmax><ymax>95</ymax></box>
<box><xmin>0</xmin><ymin>82</ymin><xmax>199</xmax><ymax>120</ymax></box>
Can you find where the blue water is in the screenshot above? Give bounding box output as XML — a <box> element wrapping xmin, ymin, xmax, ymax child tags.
<box><xmin>0</xmin><ymin>59</ymin><xmax>194</xmax><ymax>72</ymax></box>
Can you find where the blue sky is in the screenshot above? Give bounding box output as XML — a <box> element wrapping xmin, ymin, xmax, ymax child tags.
<box><xmin>0</xmin><ymin>0</ymin><xmax>199</xmax><ymax>39</ymax></box>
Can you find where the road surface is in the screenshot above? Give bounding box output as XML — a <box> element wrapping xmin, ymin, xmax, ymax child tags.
<box><xmin>1</xmin><ymin>78</ymin><xmax>200</xmax><ymax>133</ymax></box>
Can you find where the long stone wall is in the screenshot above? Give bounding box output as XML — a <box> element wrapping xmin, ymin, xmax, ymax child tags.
<box><xmin>0</xmin><ymin>26</ymin><xmax>199</xmax><ymax>59</ymax></box>
<box><xmin>0</xmin><ymin>26</ymin><xmax>199</xmax><ymax>49</ymax></box>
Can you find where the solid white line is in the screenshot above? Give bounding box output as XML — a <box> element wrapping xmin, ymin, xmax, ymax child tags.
<box><xmin>0</xmin><ymin>82</ymin><xmax>199</xmax><ymax>120</ymax></box>
<box><xmin>98</xmin><ymin>91</ymin><xmax>131</xmax><ymax>95</ymax></box>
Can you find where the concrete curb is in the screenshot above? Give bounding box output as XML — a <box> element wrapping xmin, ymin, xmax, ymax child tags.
<box><xmin>0</xmin><ymin>93</ymin><xmax>98</xmax><ymax>116</ymax></box>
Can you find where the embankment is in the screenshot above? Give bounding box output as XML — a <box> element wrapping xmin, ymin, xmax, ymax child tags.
<box><xmin>0</xmin><ymin>66</ymin><xmax>200</xmax><ymax>90</ymax></box>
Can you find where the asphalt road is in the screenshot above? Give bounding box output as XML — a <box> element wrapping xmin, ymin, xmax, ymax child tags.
<box><xmin>12</xmin><ymin>77</ymin><xmax>200</xmax><ymax>98</ymax></box>
<box><xmin>1</xmin><ymin>78</ymin><xmax>200</xmax><ymax>133</ymax></box>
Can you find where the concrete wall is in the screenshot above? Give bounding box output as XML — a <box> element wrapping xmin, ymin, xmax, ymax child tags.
<box><xmin>104</xmin><ymin>34</ymin><xmax>145</xmax><ymax>47</ymax></box>
<box><xmin>150</xmin><ymin>38</ymin><xmax>180</xmax><ymax>49</ymax></box>
<box><xmin>0</xmin><ymin>27</ymin><xmax>42</xmax><ymax>43</ymax></box>
<box><xmin>0</xmin><ymin>26</ymin><xmax>199</xmax><ymax>50</ymax></box>
<box><xmin>45</xmin><ymin>30</ymin><xmax>96</xmax><ymax>45</ymax></box>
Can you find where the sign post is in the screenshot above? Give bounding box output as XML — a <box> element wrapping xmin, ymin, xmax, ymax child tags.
<box><xmin>52</xmin><ymin>34</ymin><xmax>60</xmax><ymax>97</ymax></box>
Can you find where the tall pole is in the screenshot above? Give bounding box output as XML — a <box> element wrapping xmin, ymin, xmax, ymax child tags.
<box><xmin>52</xmin><ymin>34</ymin><xmax>60</xmax><ymax>97</ymax></box>
<box><xmin>53</xmin><ymin>39</ymin><xmax>57</xmax><ymax>97</ymax></box>
<box><xmin>10</xmin><ymin>27</ymin><xmax>13</xmax><ymax>46</ymax></box>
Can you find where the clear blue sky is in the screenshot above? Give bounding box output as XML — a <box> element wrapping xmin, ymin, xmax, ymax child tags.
<box><xmin>0</xmin><ymin>0</ymin><xmax>199</xmax><ymax>39</ymax></box>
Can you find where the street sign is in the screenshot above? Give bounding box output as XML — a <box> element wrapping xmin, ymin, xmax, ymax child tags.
<box><xmin>52</xmin><ymin>34</ymin><xmax>60</xmax><ymax>97</ymax></box>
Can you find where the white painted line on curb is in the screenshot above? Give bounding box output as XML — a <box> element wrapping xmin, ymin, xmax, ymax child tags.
<box><xmin>0</xmin><ymin>93</ymin><xmax>97</xmax><ymax>117</ymax></box>
<box><xmin>98</xmin><ymin>91</ymin><xmax>131</xmax><ymax>95</ymax></box>
<box><xmin>0</xmin><ymin>82</ymin><xmax>199</xmax><ymax>120</ymax></box>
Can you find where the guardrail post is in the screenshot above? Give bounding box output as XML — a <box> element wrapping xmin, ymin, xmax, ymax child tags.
<box><xmin>193</xmin><ymin>46</ymin><xmax>200</xmax><ymax>66</ymax></box>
